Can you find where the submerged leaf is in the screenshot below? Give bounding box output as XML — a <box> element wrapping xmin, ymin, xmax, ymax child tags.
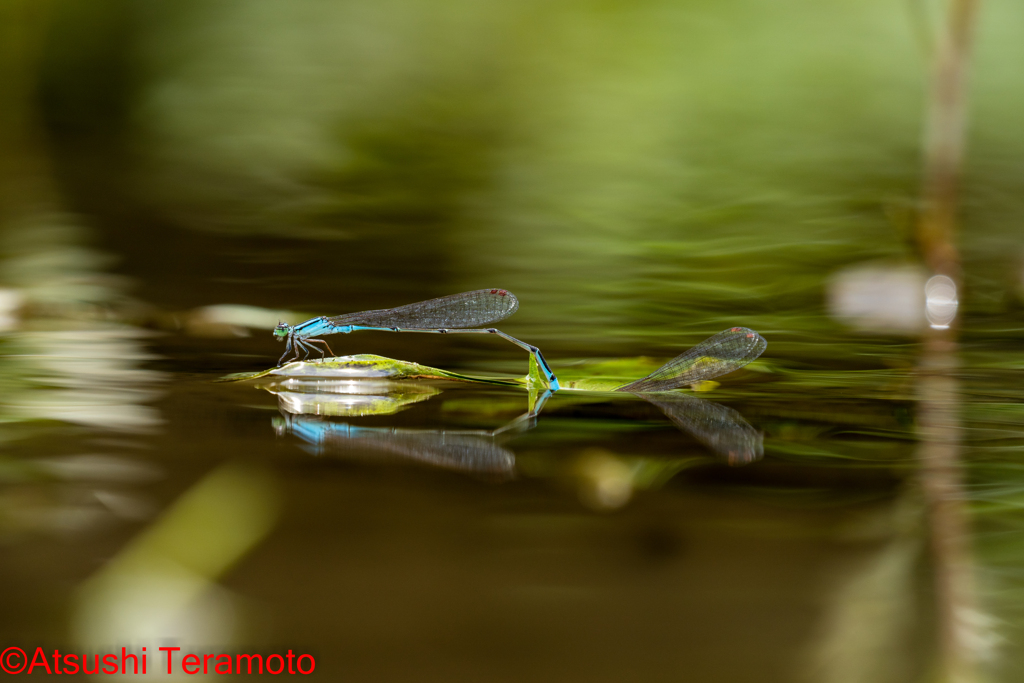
<box><xmin>259</xmin><ymin>380</ymin><xmax>441</xmax><ymax>417</ymax></box>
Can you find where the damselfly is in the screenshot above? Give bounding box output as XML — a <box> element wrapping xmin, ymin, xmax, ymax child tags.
<box><xmin>616</xmin><ymin>327</ymin><xmax>766</xmax><ymax>392</ymax></box>
<box><xmin>273</xmin><ymin>289</ymin><xmax>560</xmax><ymax>389</ymax></box>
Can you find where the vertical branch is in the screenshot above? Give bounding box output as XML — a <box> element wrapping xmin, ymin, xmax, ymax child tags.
<box><xmin>917</xmin><ymin>0</ymin><xmax>979</xmax><ymax>279</ymax></box>
<box><xmin>915</xmin><ymin>2</ymin><xmax>983</xmax><ymax>682</ymax></box>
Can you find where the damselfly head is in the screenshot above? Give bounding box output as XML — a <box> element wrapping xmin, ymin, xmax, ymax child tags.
<box><xmin>273</xmin><ymin>322</ymin><xmax>290</xmax><ymax>341</ymax></box>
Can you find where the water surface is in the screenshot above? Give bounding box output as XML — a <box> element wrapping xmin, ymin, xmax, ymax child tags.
<box><xmin>2</xmin><ymin>1</ymin><xmax>1023</xmax><ymax>681</ymax></box>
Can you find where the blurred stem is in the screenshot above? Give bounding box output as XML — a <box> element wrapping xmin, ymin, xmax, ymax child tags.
<box><xmin>917</xmin><ymin>337</ymin><xmax>978</xmax><ymax>683</ymax></box>
<box><xmin>917</xmin><ymin>0</ymin><xmax>979</xmax><ymax>279</ymax></box>
<box><xmin>915</xmin><ymin>1</ymin><xmax>982</xmax><ymax>682</ymax></box>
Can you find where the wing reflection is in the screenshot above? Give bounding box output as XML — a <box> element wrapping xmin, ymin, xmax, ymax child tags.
<box><xmin>275</xmin><ymin>413</ymin><xmax>518</xmax><ymax>479</ymax></box>
<box><xmin>265</xmin><ymin>381</ymin><xmax>550</xmax><ymax>479</ymax></box>
<box><xmin>631</xmin><ymin>392</ymin><xmax>763</xmax><ymax>466</ymax></box>
<box><xmin>260</xmin><ymin>376</ymin><xmax>760</xmax><ymax>477</ymax></box>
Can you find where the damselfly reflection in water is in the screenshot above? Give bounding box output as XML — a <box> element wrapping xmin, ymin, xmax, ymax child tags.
<box><xmin>273</xmin><ymin>415</ymin><xmax>529</xmax><ymax>481</ymax></box>
<box><xmin>634</xmin><ymin>393</ymin><xmax>762</xmax><ymax>466</ymax></box>
<box><xmin>262</xmin><ymin>382</ymin><xmax>762</xmax><ymax>487</ymax></box>
<box><xmin>269</xmin><ymin>387</ymin><xmax>763</xmax><ymax>470</ymax></box>
<box><xmin>265</xmin><ymin>380</ymin><xmax>550</xmax><ymax>479</ymax></box>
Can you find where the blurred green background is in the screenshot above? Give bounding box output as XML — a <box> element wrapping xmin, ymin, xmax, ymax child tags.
<box><xmin>1</xmin><ymin>0</ymin><xmax>1023</xmax><ymax>681</ymax></box>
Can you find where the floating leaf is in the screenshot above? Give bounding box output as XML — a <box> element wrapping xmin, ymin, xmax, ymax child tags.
<box><xmin>216</xmin><ymin>354</ymin><xmax>526</xmax><ymax>387</ymax></box>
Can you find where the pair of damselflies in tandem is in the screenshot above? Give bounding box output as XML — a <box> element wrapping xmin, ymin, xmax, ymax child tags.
<box><xmin>273</xmin><ymin>288</ymin><xmax>766</xmax><ymax>393</ymax></box>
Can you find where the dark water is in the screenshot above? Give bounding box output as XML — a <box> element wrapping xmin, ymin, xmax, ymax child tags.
<box><xmin>2</xmin><ymin>1</ymin><xmax>1024</xmax><ymax>681</ymax></box>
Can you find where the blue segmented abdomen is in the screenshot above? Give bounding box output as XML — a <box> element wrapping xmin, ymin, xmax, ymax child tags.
<box><xmin>293</xmin><ymin>317</ymin><xmax>352</xmax><ymax>337</ymax></box>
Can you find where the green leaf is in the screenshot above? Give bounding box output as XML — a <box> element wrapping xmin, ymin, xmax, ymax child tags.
<box><xmin>215</xmin><ymin>354</ymin><xmax>526</xmax><ymax>387</ymax></box>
